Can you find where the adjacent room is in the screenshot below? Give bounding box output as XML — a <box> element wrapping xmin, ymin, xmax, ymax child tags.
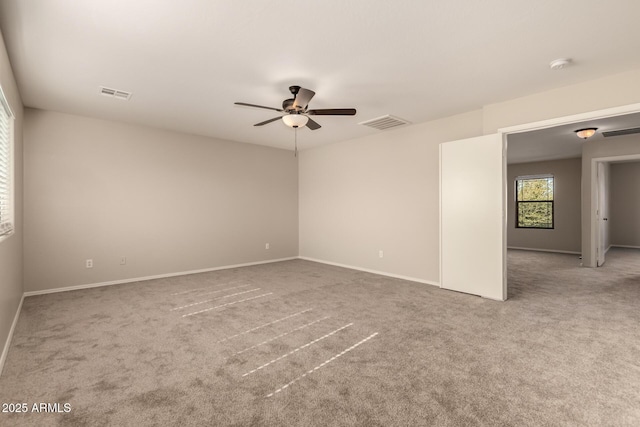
<box><xmin>506</xmin><ymin>112</ymin><xmax>640</xmax><ymax>296</ymax></box>
<box><xmin>1</xmin><ymin>2</ymin><xmax>639</xmax><ymax>426</ymax></box>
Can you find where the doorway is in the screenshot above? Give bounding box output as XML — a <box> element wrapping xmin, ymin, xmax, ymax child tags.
<box><xmin>439</xmin><ymin>104</ymin><xmax>640</xmax><ymax>301</ymax></box>
<box><xmin>594</xmin><ymin>156</ymin><xmax>640</xmax><ymax>267</ymax></box>
<box><xmin>500</xmin><ymin>103</ymin><xmax>640</xmax><ymax>298</ymax></box>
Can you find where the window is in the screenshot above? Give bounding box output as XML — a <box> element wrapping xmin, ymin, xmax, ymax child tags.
<box><xmin>515</xmin><ymin>175</ymin><xmax>554</xmax><ymax>229</ymax></box>
<box><xmin>0</xmin><ymin>86</ymin><xmax>14</xmax><ymax>238</ymax></box>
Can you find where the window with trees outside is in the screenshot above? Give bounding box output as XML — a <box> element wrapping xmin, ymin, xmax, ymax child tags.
<box><xmin>515</xmin><ymin>175</ymin><xmax>554</xmax><ymax>229</ymax></box>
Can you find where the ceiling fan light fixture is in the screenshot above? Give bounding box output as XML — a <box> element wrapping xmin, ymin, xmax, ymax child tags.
<box><xmin>282</xmin><ymin>114</ymin><xmax>308</xmax><ymax>128</ymax></box>
<box><xmin>575</xmin><ymin>127</ymin><xmax>598</xmax><ymax>139</ymax></box>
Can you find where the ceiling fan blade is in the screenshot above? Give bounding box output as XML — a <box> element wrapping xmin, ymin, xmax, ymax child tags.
<box><xmin>307</xmin><ymin>108</ymin><xmax>356</xmax><ymax>116</ymax></box>
<box><xmin>254</xmin><ymin>116</ymin><xmax>283</xmax><ymax>126</ymax></box>
<box><xmin>235</xmin><ymin>102</ymin><xmax>283</xmax><ymax>112</ymax></box>
<box><xmin>293</xmin><ymin>88</ymin><xmax>315</xmax><ymax>109</ymax></box>
<box><xmin>306</xmin><ymin>117</ymin><xmax>321</xmax><ymax>130</ymax></box>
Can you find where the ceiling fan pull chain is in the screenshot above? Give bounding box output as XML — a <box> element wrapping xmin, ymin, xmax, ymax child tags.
<box><xmin>294</xmin><ymin>127</ymin><xmax>298</xmax><ymax>157</ymax></box>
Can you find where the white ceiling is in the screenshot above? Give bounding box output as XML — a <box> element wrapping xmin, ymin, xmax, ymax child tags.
<box><xmin>1</xmin><ymin>0</ymin><xmax>640</xmax><ymax>151</ymax></box>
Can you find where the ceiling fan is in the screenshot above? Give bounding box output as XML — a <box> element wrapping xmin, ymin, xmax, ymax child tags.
<box><xmin>234</xmin><ymin>85</ymin><xmax>356</xmax><ymax>130</ymax></box>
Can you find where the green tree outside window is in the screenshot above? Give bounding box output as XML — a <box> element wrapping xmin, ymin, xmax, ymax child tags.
<box><xmin>516</xmin><ymin>176</ymin><xmax>554</xmax><ymax>229</ymax></box>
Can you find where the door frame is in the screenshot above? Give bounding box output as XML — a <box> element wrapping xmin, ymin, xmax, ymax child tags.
<box><xmin>591</xmin><ymin>154</ymin><xmax>640</xmax><ymax>267</ymax></box>
<box><xmin>498</xmin><ymin>103</ymin><xmax>640</xmax><ymax>136</ymax></box>
<box><xmin>596</xmin><ymin>161</ymin><xmax>607</xmax><ymax>266</ymax></box>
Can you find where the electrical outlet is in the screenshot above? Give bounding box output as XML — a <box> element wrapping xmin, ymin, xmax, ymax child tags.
<box><xmin>379</xmin><ymin>250</ymin><xmax>384</xmax><ymax>258</ymax></box>
<box><xmin>86</xmin><ymin>259</ymin><xmax>93</xmax><ymax>268</ymax></box>
<box><xmin>120</xmin><ymin>257</ymin><xmax>126</xmax><ymax>265</ymax></box>
<box><xmin>265</xmin><ymin>243</ymin><xmax>270</xmax><ymax>250</ymax></box>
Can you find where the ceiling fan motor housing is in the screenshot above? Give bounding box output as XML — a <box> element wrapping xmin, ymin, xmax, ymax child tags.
<box><xmin>285</xmin><ymin>85</ymin><xmax>310</xmax><ymax>112</ymax></box>
<box><xmin>282</xmin><ymin>98</ymin><xmax>298</xmax><ymax>112</ymax></box>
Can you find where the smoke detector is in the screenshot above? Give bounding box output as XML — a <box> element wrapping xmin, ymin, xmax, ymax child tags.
<box><xmin>549</xmin><ymin>58</ymin><xmax>572</xmax><ymax>70</ymax></box>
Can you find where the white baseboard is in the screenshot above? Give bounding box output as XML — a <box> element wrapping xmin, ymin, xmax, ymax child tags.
<box><xmin>0</xmin><ymin>294</ymin><xmax>24</xmax><ymax>377</ymax></box>
<box><xmin>298</xmin><ymin>256</ymin><xmax>439</xmax><ymax>287</ymax></box>
<box><xmin>23</xmin><ymin>257</ymin><xmax>298</xmax><ymax>297</ymax></box>
<box><xmin>507</xmin><ymin>246</ymin><xmax>581</xmax><ymax>255</ymax></box>
<box><xmin>610</xmin><ymin>244</ymin><xmax>640</xmax><ymax>250</ymax></box>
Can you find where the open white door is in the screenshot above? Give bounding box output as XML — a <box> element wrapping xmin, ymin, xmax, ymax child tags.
<box><xmin>596</xmin><ymin>162</ymin><xmax>607</xmax><ymax>267</ymax></box>
<box><xmin>440</xmin><ymin>134</ymin><xmax>506</xmax><ymax>301</ymax></box>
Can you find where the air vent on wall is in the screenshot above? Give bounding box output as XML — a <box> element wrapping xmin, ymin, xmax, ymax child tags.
<box><xmin>602</xmin><ymin>127</ymin><xmax>640</xmax><ymax>138</ymax></box>
<box><xmin>359</xmin><ymin>114</ymin><xmax>410</xmax><ymax>130</ymax></box>
<box><xmin>99</xmin><ymin>86</ymin><xmax>132</xmax><ymax>101</ymax></box>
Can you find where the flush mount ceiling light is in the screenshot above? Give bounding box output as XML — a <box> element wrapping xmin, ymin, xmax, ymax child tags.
<box><xmin>282</xmin><ymin>114</ymin><xmax>309</xmax><ymax>128</ymax></box>
<box><xmin>549</xmin><ymin>58</ymin><xmax>572</xmax><ymax>70</ymax></box>
<box><xmin>575</xmin><ymin>128</ymin><xmax>598</xmax><ymax>139</ymax></box>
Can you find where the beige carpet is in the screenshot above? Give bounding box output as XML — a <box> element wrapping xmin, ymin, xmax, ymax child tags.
<box><xmin>1</xmin><ymin>248</ymin><xmax>639</xmax><ymax>426</ymax></box>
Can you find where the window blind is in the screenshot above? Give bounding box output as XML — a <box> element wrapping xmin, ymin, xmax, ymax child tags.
<box><xmin>0</xmin><ymin>87</ymin><xmax>13</xmax><ymax>237</ymax></box>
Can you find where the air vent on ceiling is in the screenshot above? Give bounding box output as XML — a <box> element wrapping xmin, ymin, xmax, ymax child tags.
<box><xmin>99</xmin><ymin>86</ymin><xmax>132</xmax><ymax>101</ymax></box>
<box><xmin>359</xmin><ymin>114</ymin><xmax>410</xmax><ymax>131</ymax></box>
<box><xmin>602</xmin><ymin>127</ymin><xmax>640</xmax><ymax>138</ymax></box>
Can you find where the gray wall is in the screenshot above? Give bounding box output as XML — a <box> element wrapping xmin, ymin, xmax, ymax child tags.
<box><xmin>299</xmin><ymin>110</ymin><xmax>483</xmax><ymax>284</ymax></box>
<box><xmin>610</xmin><ymin>161</ymin><xmax>640</xmax><ymax>247</ymax></box>
<box><xmin>507</xmin><ymin>158</ymin><xmax>582</xmax><ymax>253</ymax></box>
<box><xmin>23</xmin><ymin>109</ymin><xmax>298</xmax><ymax>292</ymax></box>
<box><xmin>0</xmin><ymin>29</ymin><xmax>23</xmax><ymax>372</ymax></box>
